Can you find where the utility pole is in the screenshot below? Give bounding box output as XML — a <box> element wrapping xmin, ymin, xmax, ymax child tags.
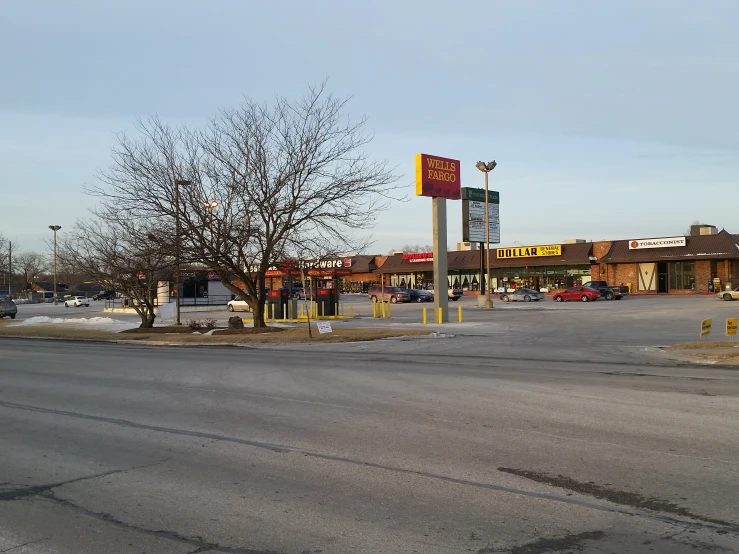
<box><xmin>7</xmin><ymin>241</ymin><xmax>11</xmax><ymax>298</ymax></box>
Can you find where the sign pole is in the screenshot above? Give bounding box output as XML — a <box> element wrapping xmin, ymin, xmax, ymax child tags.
<box><xmin>432</xmin><ymin>197</ymin><xmax>449</xmax><ymax>323</ymax></box>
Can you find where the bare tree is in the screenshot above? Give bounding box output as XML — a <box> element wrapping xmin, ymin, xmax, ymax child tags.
<box><xmin>88</xmin><ymin>83</ymin><xmax>400</xmax><ymax>327</ymax></box>
<box><xmin>58</xmin><ymin>217</ymin><xmax>176</xmax><ymax>328</ymax></box>
<box><xmin>387</xmin><ymin>244</ymin><xmax>433</xmax><ymax>255</ymax></box>
<box><xmin>15</xmin><ymin>252</ymin><xmax>48</xmax><ymax>289</ymax></box>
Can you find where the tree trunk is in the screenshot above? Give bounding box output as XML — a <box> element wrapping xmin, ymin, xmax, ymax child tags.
<box><xmin>252</xmin><ymin>300</ymin><xmax>266</xmax><ymax>328</ymax></box>
<box><xmin>138</xmin><ymin>307</ymin><xmax>156</xmax><ymax>328</ymax></box>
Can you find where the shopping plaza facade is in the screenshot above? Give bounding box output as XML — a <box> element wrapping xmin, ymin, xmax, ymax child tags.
<box><xmin>209</xmin><ymin>224</ymin><xmax>738</xmax><ymax>298</ymax></box>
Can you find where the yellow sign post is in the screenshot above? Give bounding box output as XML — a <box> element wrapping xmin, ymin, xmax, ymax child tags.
<box><xmin>726</xmin><ymin>318</ymin><xmax>738</xmax><ymax>337</ymax></box>
<box><xmin>700</xmin><ymin>318</ymin><xmax>712</xmax><ymax>338</ymax></box>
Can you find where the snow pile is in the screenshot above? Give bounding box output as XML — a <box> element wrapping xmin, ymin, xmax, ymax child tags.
<box><xmin>13</xmin><ymin>316</ymin><xmax>138</xmax><ymax>331</ymax></box>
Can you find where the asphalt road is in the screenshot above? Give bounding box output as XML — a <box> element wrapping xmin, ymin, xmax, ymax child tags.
<box><xmin>1</xmin><ymin>337</ymin><xmax>738</xmax><ymax>553</ymax></box>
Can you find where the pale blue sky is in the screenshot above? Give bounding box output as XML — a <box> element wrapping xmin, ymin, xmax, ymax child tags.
<box><xmin>2</xmin><ymin>0</ymin><xmax>738</xmax><ymax>255</ymax></box>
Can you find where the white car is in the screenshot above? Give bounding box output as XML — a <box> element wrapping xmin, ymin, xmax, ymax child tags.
<box><xmin>718</xmin><ymin>286</ymin><xmax>739</xmax><ymax>301</ymax></box>
<box><xmin>65</xmin><ymin>296</ymin><xmax>90</xmax><ymax>307</ymax></box>
<box><xmin>227</xmin><ymin>298</ymin><xmax>252</xmax><ymax>312</ymax></box>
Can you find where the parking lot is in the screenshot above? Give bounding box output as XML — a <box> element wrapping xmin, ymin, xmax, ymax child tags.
<box><xmin>12</xmin><ymin>294</ymin><xmax>739</xmax><ymax>354</ymax></box>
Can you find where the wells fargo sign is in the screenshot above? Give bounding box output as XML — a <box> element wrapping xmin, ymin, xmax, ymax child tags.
<box><xmin>496</xmin><ymin>244</ymin><xmax>562</xmax><ymax>259</ymax></box>
<box><xmin>415</xmin><ymin>153</ymin><xmax>461</xmax><ymax>200</ymax></box>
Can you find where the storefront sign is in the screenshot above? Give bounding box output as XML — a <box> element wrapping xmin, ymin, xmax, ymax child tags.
<box><xmin>496</xmin><ymin>244</ymin><xmax>561</xmax><ymax>259</ymax></box>
<box><xmin>462</xmin><ymin>187</ymin><xmax>500</xmax><ymax>244</ymax></box>
<box><xmin>307</xmin><ymin>268</ymin><xmax>352</xmax><ymax>277</ymax></box>
<box><xmin>403</xmin><ymin>252</ymin><xmax>434</xmax><ymax>263</ymax></box>
<box><xmin>727</xmin><ymin>318</ymin><xmax>738</xmax><ymax>337</ymax></box>
<box><xmin>298</xmin><ymin>257</ymin><xmax>352</xmax><ymax>269</ymax></box>
<box><xmin>700</xmin><ymin>318</ymin><xmax>712</xmax><ymax>338</ymax></box>
<box><xmin>629</xmin><ymin>237</ymin><xmax>686</xmax><ymax>250</ymax></box>
<box><xmin>415</xmin><ymin>153</ymin><xmax>461</xmax><ymax>200</ymax></box>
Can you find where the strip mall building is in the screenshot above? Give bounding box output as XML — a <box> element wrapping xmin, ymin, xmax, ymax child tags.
<box><xmin>256</xmin><ymin>224</ymin><xmax>738</xmax><ymax>296</ymax></box>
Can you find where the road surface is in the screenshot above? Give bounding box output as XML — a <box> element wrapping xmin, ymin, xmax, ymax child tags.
<box><xmin>1</xmin><ymin>337</ymin><xmax>738</xmax><ymax>553</ymax></box>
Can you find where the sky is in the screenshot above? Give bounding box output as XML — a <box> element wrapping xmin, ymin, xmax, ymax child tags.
<box><xmin>2</xmin><ymin>0</ymin><xmax>738</xmax><ymax>257</ymax></box>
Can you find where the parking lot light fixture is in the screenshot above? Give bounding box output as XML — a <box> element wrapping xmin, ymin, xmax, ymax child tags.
<box><xmin>173</xmin><ymin>180</ymin><xmax>192</xmax><ymax>325</ymax></box>
<box><xmin>48</xmin><ymin>225</ymin><xmax>62</xmax><ymax>305</ymax></box>
<box><xmin>475</xmin><ymin>161</ymin><xmax>497</xmax><ymax>308</ymax></box>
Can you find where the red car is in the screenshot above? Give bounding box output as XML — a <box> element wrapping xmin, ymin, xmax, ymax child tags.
<box><xmin>553</xmin><ymin>286</ymin><xmax>600</xmax><ymax>302</ymax></box>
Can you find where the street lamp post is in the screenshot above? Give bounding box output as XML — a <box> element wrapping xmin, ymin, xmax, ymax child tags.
<box><xmin>48</xmin><ymin>225</ymin><xmax>62</xmax><ymax>305</ymax></box>
<box><xmin>475</xmin><ymin>161</ymin><xmax>497</xmax><ymax>308</ymax></box>
<box><xmin>173</xmin><ymin>180</ymin><xmax>192</xmax><ymax>325</ymax></box>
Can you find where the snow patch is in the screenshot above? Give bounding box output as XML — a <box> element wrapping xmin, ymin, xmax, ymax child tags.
<box><xmin>13</xmin><ymin>316</ymin><xmax>138</xmax><ymax>331</ymax></box>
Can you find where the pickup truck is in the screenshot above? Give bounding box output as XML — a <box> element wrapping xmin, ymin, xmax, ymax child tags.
<box><xmin>582</xmin><ymin>281</ymin><xmax>628</xmax><ymax>300</ymax></box>
<box><xmin>424</xmin><ymin>284</ymin><xmax>463</xmax><ymax>301</ymax></box>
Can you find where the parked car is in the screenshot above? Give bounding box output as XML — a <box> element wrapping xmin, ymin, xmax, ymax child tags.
<box><xmin>227</xmin><ymin>298</ymin><xmax>252</xmax><ymax>312</ymax></box>
<box><xmin>64</xmin><ymin>296</ymin><xmax>90</xmax><ymax>307</ymax></box>
<box><xmin>294</xmin><ymin>287</ymin><xmax>316</xmax><ymax>300</ymax></box>
<box><xmin>718</xmin><ymin>286</ymin><xmax>739</xmax><ymax>301</ymax></box>
<box><xmin>367</xmin><ymin>286</ymin><xmax>411</xmax><ymax>303</ymax></box>
<box><xmin>582</xmin><ymin>281</ymin><xmax>628</xmax><ymax>300</ymax></box>
<box><xmin>0</xmin><ymin>297</ymin><xmax>17</xmax><ymax>319</ymax></box>
<box><xmin>401</xmin><ymin>288</ymin><xmax>434</xmax><ymax>303</ymax></box>
<box><xmin>500</xmin><ymin>288</ymin><xmax>545</xmax><ymax>302</ymax></box>
<box><xmin>92</xmin><ymin>290</ymin><xmax>117</xmax><ymax>300</ymax></box>
<box><xmin>553</xmin><ymin>287</ymin><xmax>600</xmax><ymax>302</ymax></box>
<box><xmin>423</xmin><ymin>284</ymin><xmax>463</xmax><ymax>301</ymax></box>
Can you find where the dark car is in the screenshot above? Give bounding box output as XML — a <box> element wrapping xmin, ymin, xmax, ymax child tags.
<box><xmin>401</xmin><ymin>288</ymin><xmax>433</xmax><ymax>303</ymax></box>
<box><xmin>92</xmin><ymin>290</ymin><xmax>117</xmax><ymax>300</ymax></box>
<box><xmin>0</xmin><ymin>297</ymin><xmax>17</xmax><ymax>319</ymax></box>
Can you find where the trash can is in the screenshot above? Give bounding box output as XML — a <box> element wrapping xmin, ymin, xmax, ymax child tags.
<box><xmin>266</xmin><ymin>288</ymin><xmax>290</xmax><ymax>319</ymax></box>
<box><xmin>708</xmin><ymin>281</ymin><xmax>714</xmax><ymax>293</ymax></box>
<box><xmin>316</xmin><ymin>288</ymin><xmax>338</xmax><ymax>316</ymax></box>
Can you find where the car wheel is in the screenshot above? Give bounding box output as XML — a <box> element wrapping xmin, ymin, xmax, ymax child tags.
<box><xmin>390</xmin><ymin>296</ymin><xmax>397</xmax><ymax>304</ymax></box>
<box><xmin>581</xmin><ymin>295</ymin><xmax>589</xmax><ymax>302</ymax></box>
<box><xmin>416</xmin><ymin>297</ymin><xmax>423</xmax><ymax>303</ymax></box>
<box><xmin>64</xmin><ymin>303</ymin><xmax>69</xmax><ymax>307</ymax></box>
<box><xmin>502</xmin><ymin>295</ymin><xmax>510</xmax><ymax>302</ymax></box>
<box><xmin>452</xmin><ymin>296</ymin><xmax>459</xmax><ymax>301</ymax></box>
<box><xmin>228</xmin><ymin>305</ymin><xmax>234</xmax><ymax>312</ymax></box>
<box><xmin>604</xmin><ymin>292</ymin><xmax>614</xmax><ymax>300</ymax></box>
<box><xmin>370</xmin><ymin>295</ymin><xmax>378</xmax><ymax>303</ymax></box>
<box><xmin>10</xmin><ymin>314</ymin><xmax>15</xmax><ymax>319</ymax></box>
<box><xmin>724</xmin><ymin>293</ymin><xmax>733</xmax><ymax>301</ymax></box>
<box><xmin>524</xmin><ymin>295</ymin><xmax>531</xmax><ymax>302</ymax></box>
<box><xmin>555</xmin><ymin>296</ymin><xmax>563</xmax><ymax>302</ymax></box>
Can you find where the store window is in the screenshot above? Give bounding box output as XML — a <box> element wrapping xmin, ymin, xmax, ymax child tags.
<box><xmin>669</xmin><ymin>261</ymin><xmax>695</xmax><ymax>290</ymax></box>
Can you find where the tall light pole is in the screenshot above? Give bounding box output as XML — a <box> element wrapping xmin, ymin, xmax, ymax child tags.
<box><xmin>475</xmin><ymin>161</ymin><xmax>497</xmax><ymax>308</ymax></box>
<box><xmin>48</xmin><ymin>225</ymin><xmax>62</xmax><ymax>305</ymax></box>
<box><xmin>203</xmin><ymin>200</ymin><xmax>218</xmax><ymax>245</ymax></box>
<box><xmin>173</xmin><ymin>180</ymin><xmax>192</xmax><ymax>325</ymax></box>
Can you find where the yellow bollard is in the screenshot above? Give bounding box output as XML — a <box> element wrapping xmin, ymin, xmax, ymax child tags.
<box><xmin>422</xmin><ymin>307</ymin><xmax>427</xmax><ymax>324</ymax></box>
<box><xmin>458</xmin><ymin>305</ymin><xmax>462</xmax><ymax>323</ymax></box>
<box><xmin>283</xmin><ymin>304</ymin><xmax>287</xmax><ymax>320</ymax></box>
<box><xmin>350</xmin><ymin>303</ymin><xmax>353</xmax><ymax>317</ymax></box>
<box><xmin>438</xmin><ymin>307</ymin><xmax>442</xmax><ymax>324</ymax></box>
<box><xmin>387</xmin><ymin>302</ymin><xmax>391</xmax><ymax>318</ymax></box>
<box><xmin>381</xmin><ymin>303</ymin><xmax>386</xmax><ymax>318</ymax></box>
<box><xmin>321</xmin><ymin>302</ymin><xmax>325</xmax><ymax>317</ymax></box>
<box><xmin>372</xmin><ymin>302</ymin><xmax>376</xmax><ymax>318</ymax></box>
<box><xmin>335</xmin><ymin>303</ymin><xmax>339</xmax><ymax>317</ymax></box>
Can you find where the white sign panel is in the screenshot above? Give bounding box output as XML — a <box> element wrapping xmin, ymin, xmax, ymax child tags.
<box><xmin>466</xmin><ymin>201</ymin><xmax>500</xmax><ymax>243</ymax></box>
<box><xmin>157</xmin><ymin>302</ymin><xmax>176</xmax><ymax>322</ymax></box>
<box><xmin>628</xmin><ymin>237</ymin><xmax>686</xmax><ymax>250</ymax></box>
<box><xmin>316</xmin><ymin>321</ymin><xmax>333</xmax><ymax>334</ymax></box>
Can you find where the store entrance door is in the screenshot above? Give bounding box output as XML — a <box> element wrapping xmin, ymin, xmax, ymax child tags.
<box><xmin>657</xmin><ymin>262</ymin><xmax>668</xmax><ymax>293</ymax></box>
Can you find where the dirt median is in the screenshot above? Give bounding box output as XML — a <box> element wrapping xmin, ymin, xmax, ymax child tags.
<box><xmin>0</xmin><ymin>321</ymin><xmax>433</xmax><ymax>345</ymax></box>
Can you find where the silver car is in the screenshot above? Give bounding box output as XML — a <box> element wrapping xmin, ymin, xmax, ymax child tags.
<box><xmin>500</xmin><ymin>288</ymin><xmax>545</xmax><ymax>302</ymax></box>
<box><xmin>718</xmin><ymin>286</ymin><xmax>739</xmax><ymax>301</ymax></box>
